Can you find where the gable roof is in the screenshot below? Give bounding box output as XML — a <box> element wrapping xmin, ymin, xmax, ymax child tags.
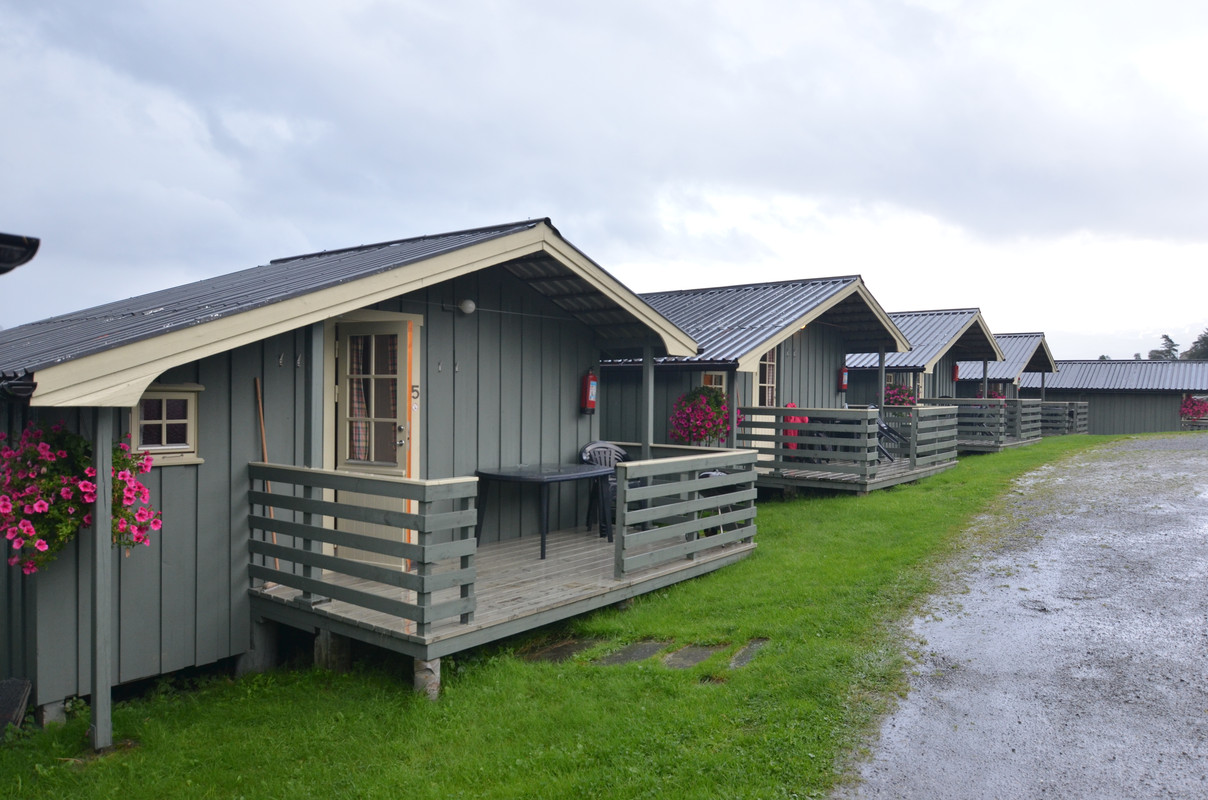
<box><xmin>846</xmin><ymin>308</ymin><xmax>1003</xmax><ymax>371</ymax></box>
<box><xmin>635</xmin><ymin>276</ymin><xmax>909</xmax><ymax>372</ymax></box>
<box><xmin>957</xmin><ymin>332</ymin><xmax>1057</xmax><ymax>383</ymax></box>
<box><xmin>0</xmin><ymin>219</ymin><xmax>697</xmax><ymax>407</ymax></box>
<box><xmin>1019</xmin><ymin>360</ymin><xmax>1208</xmax><ymax>392</ymax></box>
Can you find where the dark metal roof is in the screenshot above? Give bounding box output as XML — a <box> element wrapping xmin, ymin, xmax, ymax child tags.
<box><xmin>957</xmin><ymin>333</ymin><xmax>1055</xmax><ymax>382</ymax></box>
<box><xmin>847</xmin><ymin>308</ymin><xmax>1000</xmax><ymax>370</ymax></box>
<box><xmin>1020</xmin><ymin>360</ymin><xmax>1208</xmax><ymax>392</ymax></box>
<box><xmin>631</xmin><ymin>276</ymin><xmax>901</xmax><ymax>365</ymax></box>
<box><xmin>0</xmin><ymin>219</ymin><xmax>677</xmax><ymax>381</ymax></box>
<box><xmin>0</xmin><ymin>233</ymin><xmax>40</xmax><ymax>275</ymax></box>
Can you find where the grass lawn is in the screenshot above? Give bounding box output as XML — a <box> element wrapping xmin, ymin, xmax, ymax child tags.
<box><xmin>1</xmin><ymin>436</ymin><xmax>1109</xmax><ymax>799</ymax></box>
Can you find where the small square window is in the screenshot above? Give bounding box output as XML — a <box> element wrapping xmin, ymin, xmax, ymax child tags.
<box><xmin>132</xmin><ymin>384</ymin><xmax>204</xmax><ymax>466</ymax></box>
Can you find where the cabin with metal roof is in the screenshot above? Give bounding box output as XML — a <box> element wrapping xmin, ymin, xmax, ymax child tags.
<box><xmin>845</xmin><ymin>308</ymin><xmax>1004</xmax><ymax>405</ymax></box>
<box><xmin>1</xmin><ymin>219</ymin><xmax>759</xmax><ymax>740</ymax></box>
<box><xmin>599</xmin><ymin>277</ymin><xmax>962</xmax><ymax>493</ymax></box>
<box><xmin>955</xmin><ymin>332</ymin><xmax>1057</xmax><ymax>399</ymax></box>
<box><xmin>1019</xmin><ymin>359</ymin><xmax>1208</xmax><ymax>434</ymax></box>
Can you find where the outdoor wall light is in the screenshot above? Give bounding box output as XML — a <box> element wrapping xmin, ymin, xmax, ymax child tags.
<box><xmin>457</xmin><ymin>298</ymin><xmax>477</xmax><ymax>315</ymax></box>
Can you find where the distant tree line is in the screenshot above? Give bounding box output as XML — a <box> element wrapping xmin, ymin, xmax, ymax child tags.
<box><xmin>1144</xmin><ymin>330</ymin><xmax>1208</xmax><ymax>360</ymax></box>
<box><xmin>1101</xmin><ymin>329</ymin><xmax>1208</xmax><ymax>360</ymax></box>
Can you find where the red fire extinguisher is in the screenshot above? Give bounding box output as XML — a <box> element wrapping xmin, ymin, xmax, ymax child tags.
<box><xmin>952</xmin><ymin>363</ymin><xmax>960</xmax><ymax>382</ymax></box>
<box><xmin>838</xmin><ymin>367</ymin><xmax>848</xmax><ymax>392</ymax></box>
<box><xmin>581</xmin><ymin>368</ymin><xmax>599</xmax><ymax>414</ymax></box>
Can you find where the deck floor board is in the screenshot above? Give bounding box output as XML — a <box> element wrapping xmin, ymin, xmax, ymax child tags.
<box><xmin>251</xmin><ymin>525</ymin><xmax>754</xmax><ymax>657</ymax></box>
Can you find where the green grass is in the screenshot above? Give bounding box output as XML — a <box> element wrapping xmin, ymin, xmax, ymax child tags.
<box><xmin>1</xmin><ymin>436</ymin><xmax>1110</xmax><ymax>799</ymax></box>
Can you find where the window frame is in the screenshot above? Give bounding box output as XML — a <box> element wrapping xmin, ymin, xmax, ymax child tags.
<box><xmin>131</xmin><ymin>383</ymin><xmax>204</xmax><ymax>467</ymax></box>
<box><xmin>757</xmin><ymin>348</ymin><xmax>777</xmax><ymax>407</ymax></box>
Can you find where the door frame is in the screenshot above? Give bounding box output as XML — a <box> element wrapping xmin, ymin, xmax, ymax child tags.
<box><xmin>323</xmin><ymin>310</ymin><xmax>424</xmax><ymax>478</ymax></box>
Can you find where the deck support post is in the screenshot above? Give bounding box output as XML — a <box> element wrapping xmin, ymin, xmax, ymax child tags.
<box><xmin>640</xmin><ymin>345</ymin><xmax>654</xmax><ymax>461</ymax></box>
<box><xmin>314</xmin><ymin>630</ymin><xmax>352</xmax><ymax>672</ymax></box>
<box><xmin>726</xmin><ymin>367</ymin><xmax>738</xmax><ymax>448</ymax></box>
<box><xmin>877</xmin><ymin>349</ymin><xmax>886</xmax><ymax>408</ymax></box>
<box><xmin>300</xmin><ymin>322</ymin><xmax>326</xmax><ymax>607</ymax></box>
<box><xmin>1040</xmin><ymin>371</ymin><xmax>1046</xmax><ymax>401</ymax></box>
<box><xmin>89</xmin><ymin>408</ymin><xmax>114</xmax><ymax>751</ymax></box>
<box><xmin>413</xmin><ymin>657</ymin><xmax>441</xmax><ymax>700</ymax></box>
<box><xmin>982</xmin><ymin>359</ymin><xmax>989</xmax><ymax>400</ymax></box>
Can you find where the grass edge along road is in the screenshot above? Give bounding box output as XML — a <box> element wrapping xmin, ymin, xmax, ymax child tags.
<box><xmin>2</xmin><ymin>435</ymin><xmax>1113</xmax><ymax>799</ymax></box>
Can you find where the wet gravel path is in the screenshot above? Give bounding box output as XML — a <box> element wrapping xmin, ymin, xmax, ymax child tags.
<box><xmin>839</xmin><ymin>434</ymin><xmax>1208</xmax><ymax>799</ymax></box>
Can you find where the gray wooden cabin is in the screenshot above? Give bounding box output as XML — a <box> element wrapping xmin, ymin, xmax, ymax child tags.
<box><xmin>599</xmin><ymin>277</ymin><xmax>968</xmax><ymax>493</ymax></box>
<box><xmin>1</xmin><ymin>219</ymin><xmax>760</xmax><ymax>738</ymax></box>
<box><xmin>1020</xmin><ymin>359</ymin><xmax>1208</xmax><ymax>434</ymax></box>
<box><xmin>955</xmin><ymin>332</ymin><xmax>1057</xmax><ymax>400</ymax></box>
<box><xmin>846</xmin><ymin>308</ymin><xmax>1004</xmax><ymax>405</ymax></box>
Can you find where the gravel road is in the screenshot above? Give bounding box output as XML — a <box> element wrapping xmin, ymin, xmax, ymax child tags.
<box><xmin>838</xmin><ymin>433</ymin><xmax>1208</xmax><ymax>799</ymax></box>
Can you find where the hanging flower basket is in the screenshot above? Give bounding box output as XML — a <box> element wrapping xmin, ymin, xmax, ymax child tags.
<box><xmin>669</xmin><ymin>386</ymin><xmax>742</xmax><ymax>447</ymax></box>
<box><xmin>1</xmin><ymin>423</ymin><xmax>162</xmax><ymax>575</ymax></box>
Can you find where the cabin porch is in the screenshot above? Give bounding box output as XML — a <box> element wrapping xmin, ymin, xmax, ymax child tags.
<box><xmin>1041</xmin><ymin>401</ymin><xmax>1089</xmax><ymax>436</ymax></box>
<box><xmin>245</xmin><ymin>449</ymin><xmax>757</xmax><ymax>694</ymax></box>
<box><xmin>918</xmin><ymin>398</ymin><xmax>1042</xmax><ymax>453</ymax></box>
<box><xmin>736</xmin><ymin>405</ymin><xmax>959</xmax><ymax>495</ymax></box>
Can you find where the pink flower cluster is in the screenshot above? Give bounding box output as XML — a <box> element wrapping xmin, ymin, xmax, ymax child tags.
<box><xmin>1180</xmin><ymin>396</ymin><xmax>1208</xmax><ymax>420</ymax></box>
<box><xmin>669</xmin><ymin>387</ymin><xmax>742</xmax><ymax>446</ymax></box>
<box><xmin>883</xmin><ymin>384</ymin><xmax>916</xmax><ymax>405</ymax></box>
<box><xmin>2</xmin><ymin>423</ymin><xmax>162</xmax><ymax>575</ymax></box>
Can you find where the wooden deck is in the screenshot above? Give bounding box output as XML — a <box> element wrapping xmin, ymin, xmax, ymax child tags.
<box><xmin>955</xmin><ymin>435</ymin><xmax>1041</xmax><ymax>453</ymax></box>
<box><xmin>754</xmin><ymin>456</ymin><xmax>958</xmax><ymax>494</ymax></box>
<box><xmin>250</xmin><ymin>525</ymin><xmax>755</xmax><ymax>661</ymax></box>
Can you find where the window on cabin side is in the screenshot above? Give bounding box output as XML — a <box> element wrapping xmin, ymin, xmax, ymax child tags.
<box><xmin>133</xmin><ymin>385</ymin><xmax>203</xmax><ymax>465</ymax></box>
<box><xmin>758</xmin><ymin>348</ymin><xmax>777</xmax><ymax>406</ymax></box>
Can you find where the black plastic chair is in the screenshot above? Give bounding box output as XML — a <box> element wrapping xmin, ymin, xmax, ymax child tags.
<box><xmin>580</xmin><ymin>441</ymin><xmax>629</xmax><ymax>533</ymax></box>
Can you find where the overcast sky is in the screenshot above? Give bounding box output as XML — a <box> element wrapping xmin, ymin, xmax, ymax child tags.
<box><xmin>3</xmin><ymin>0</ymin><xmax>1206</xmax><ymax>359</ymax></box>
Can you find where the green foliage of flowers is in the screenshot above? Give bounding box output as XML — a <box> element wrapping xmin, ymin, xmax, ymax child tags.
<box><xmin>1</xmin><ymin>423</ymin><xmax>162</xmax><ymax>575</ymax></box>
<box><xmin>668</xmin><ymin>386</ymin><xmax>739</xmax><ymax>446</ymax></box>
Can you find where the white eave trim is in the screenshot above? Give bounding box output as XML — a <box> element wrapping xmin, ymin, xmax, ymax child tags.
<box><xmin>29</xmin><ymin>222</ymin><xmax>697</xmax><ymax>407</ymax></box>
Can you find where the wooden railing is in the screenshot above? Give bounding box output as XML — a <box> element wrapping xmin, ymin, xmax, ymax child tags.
<box><xmin>613</xmin><ymin>449</ymin><xmax>757</xmax><ymax>579</ymax></box>
<box><xmin>737</xmin><ymin>406</ymin><xmax>881</xmax><ymax>479</ymax></box>
<box><xmin>1041</xmin><ymin>401</ymin><xmax>1090</xmax><ymax>435</ymax></box>
<box><xmin>879</xmin><ymin>405</ymin><xmax>959</xmax><ymax>468</ymax></box>
<box><xmin>1005</xmin><ymin>399</ymin><xmax>1042</xmax><ymax>441</ymax></box>
<box><xmin>247</xmin><ymin>463</ymin><xmax>478</xmax><ymax>636</ymax></box>
<box><xmin>919</xmin><ymin>398</ymin><xmax>1005</xmax><ymax>446</ymax></box>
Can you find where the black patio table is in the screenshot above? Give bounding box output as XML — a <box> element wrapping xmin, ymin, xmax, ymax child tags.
<box><xmin>474</xmin><ymin>463</ymin><xmax>615</xmax><ymax>559</ymax></box>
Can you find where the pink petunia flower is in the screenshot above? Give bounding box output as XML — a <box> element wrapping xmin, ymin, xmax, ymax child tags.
<box><xmin>60</xmin><ymin>487</ymin><xmax>73</xmax><ymax>500</ymax></box>
<box><xmin>83</xmin><ymin>513</ymin><xmax>93</xmax><ymax>527</ymax></box>
<box><xmin>34</xmin><ymin>539</ymin><xmax>48</xmax><ymax>552</ymax></box>
<box><xmin>7</xmin><ymin>555</ymin><xmax>18</xmax><ymax>566</ymax></box>
<box><xmin>85</xmin><ymin>466</ymin><xmax>97</xmax><ymax>478</ymax></box>
<box><xmin>135</xmin><ymin>507</ymin><xmax>152</xmax><ymax>523</ymax></box>
<box><xmin>12</xmin><ymin>537</ymin><xmax>25</xmax><ymax>549</ymax></box>
<box><xmin>32</xmin><ymin>499</ymin><xmax>49</xmax><ymax>513</ymax></box>
<box><xmin>22</xmin><ymin>561</ymin><xmax>36</xmax><ymax>575</ymax></box>
<box><xmin>0</xmin><ymin>495</ymin><xmax>10</xmax><ymax>514</ymax></box>
<box><xmin>78</xmin><ymin>480</ymin><xmax>96</xmax><ymax>494</ymax></box>
<box><xmin>149</xmin><ymin>518</ymin><xmax>162</xmax><ymax>531</ymax></box>
<box><xmin>140</xmin><ymin>486</ymin><xmax>151</xmax><ymax>503</ymax></box>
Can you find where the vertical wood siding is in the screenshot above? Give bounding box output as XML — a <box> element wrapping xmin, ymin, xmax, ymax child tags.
<box><xmin>18</xmin><ymin>334</ymin><xmax>307</xmax><ymax>705</ymax></box>
<box><xmin>776</xmin><ymin>325</ymin><xmax>846</xmax><ymax>408</ymax></box>
<box><xmin>372</xmin><ymin>264</ymin><xmax>601</xmax><ymax>544</ymax></box>
<box><xmin>1028</xmin><ymin>390</ymin><xmax>1182</xmax><ymax>434</ymax></box>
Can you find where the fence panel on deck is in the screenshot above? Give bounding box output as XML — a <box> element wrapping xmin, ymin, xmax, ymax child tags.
<box><xmin>613</xmin><ymin>450</ymin><xmax>757</xmax><ymax>579</ymax></box>
<box><xmin>247</xmin><ymin>463</ymin><xmax>478</xmax><ymax>635</ymax></box>
<box><xmin>737</xmin><ymin>406</ymin><xmax>880</xmax><ymax>479</ymax></box>
<box><xmin>881</xmin><ymin>405</ymin><xmax>959</xmax><ymax>468</ymax></box>
<box><xmin>1006</xmin><ymin>399</ymin><xmax>1042</xmax><ymax>441</ymax></box>
<box><xmin>1042</xmin><ymin>402</ymin><xmax>1072</xmax><ymax>436</ymax></box>
<box><xmin>920</xmin><ymin>398</ymin><xmax>1005</xmax><ymax>447</ymax></box>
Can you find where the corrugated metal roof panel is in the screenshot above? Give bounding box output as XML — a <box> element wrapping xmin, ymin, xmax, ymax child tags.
<box><xmin>637</xmin><ymin>276</ymin><xmax>901</xmax><ymax>364</ymax></box>
<box><xmin>847</xmin><ymin>308</ymin><xmax>1000</xmax><ymax>369</ymax></box>
<box><xmin>957</xmin><ymin>332</ymin><xmax>1055</xmax><ymax>382</ymax></box>
<box><xmin>0</xmin><ymin>221</ymin><xmax>541</xmax><ymax>379</ymax></box>
<box><xmin>1020</xmin><ymin>360</ymin><xmax>1208</xmax><ymax>391</ymax></box>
